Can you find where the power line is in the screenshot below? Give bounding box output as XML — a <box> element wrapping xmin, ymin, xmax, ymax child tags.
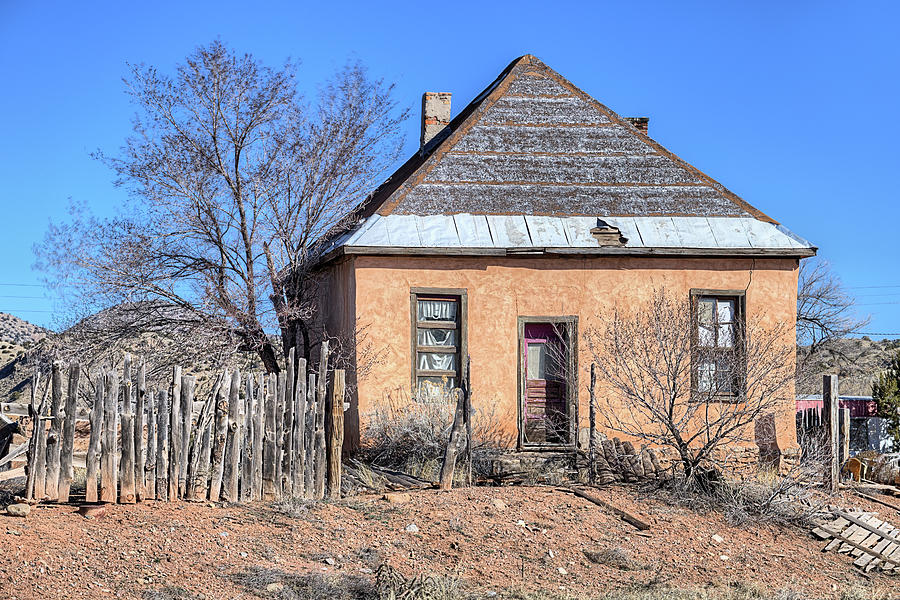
<box><xmin>0</xmin><ymin>283</ymin><xmax>45</xmax><ymax>287</ymax></box>
<box><xmin>848</xmin><ymin>284</ymin><xmax>900</xmax><ymax>289</ymax></box>
<box><xmin>858</xmin><ymin>332</ymin><xmax>900</xmax><ymax>336</ymax></box>
<box><xmin>0</xmin><ymin>295</ymin><xmax>46</xmax><ymax>299</ymax></box>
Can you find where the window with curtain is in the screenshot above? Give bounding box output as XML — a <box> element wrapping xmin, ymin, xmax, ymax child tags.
<box><xmin>694</xmin><ymin>294</ymin><xmax>744</xmax><ymax>396</ymax></box>
<box><xmin>413</xmin><ymin>294</ymin><xmax>461</xmax><ymax>401</ymax></box>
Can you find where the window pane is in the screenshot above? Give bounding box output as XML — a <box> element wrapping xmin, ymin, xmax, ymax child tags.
<box><xmin>716</xmin><ymin>360</ymin><xmax>734</xmax><ymax>394</ymax></box>
<box><xmin>698</xmin><ymin>360</ymin><xmax>716</xmax><ymax>392</ymax></box>
<box><xmin>527</xmin><ymin>342</ymin><xmax>548</xmax><ymax>379</ymax></box>
<box><xmin>417</xmin><ymin>352</ymin><xmax>457</xmax><ymax>371</ymax></box>
<box><xmin>716</xmin><ymin>299</ymin><xmax>734</xmax><ymax>324</ymax></box>
<box><xmin>698</xmin><ymin>298</ymin><xmax>715</xmax><ymax>325</ymax></box>
<box><xmin>417</xmin><ymin>328</ymin><xmax>457</xmax><ymax>347</ymax></box>
<box><xmin>417</xmin><ymin>299</ymin><xmax>457</xmax><ymax>322</ymax></box>
<box><xmin>698</xmin><ymin>325</ymin><xmax>715</xmax><ymax>347</ymax></box>
<box><xmin>417</xmin><ymin>376</ymin><xmax>455</xmax><ymax>401</ymax></box>
<box><xmin>717</xmin><ymin>323</ymin><xmax>734</xmax><ymax>348</ymax></box>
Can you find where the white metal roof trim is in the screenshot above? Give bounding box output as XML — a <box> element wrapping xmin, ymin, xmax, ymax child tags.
<box><xmin>339</xmin><ymin>214</ymin><xmax>814</xmax><ymax>251</ymax></box>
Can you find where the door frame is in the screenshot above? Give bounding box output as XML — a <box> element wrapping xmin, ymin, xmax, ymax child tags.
<box><xmin>516</xmin><ymin>315</ymin><xmax>578</xmax><ymax>451</ymax></box>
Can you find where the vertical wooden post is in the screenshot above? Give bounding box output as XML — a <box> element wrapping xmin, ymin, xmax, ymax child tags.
<box><xmin>463</xmin><ymin>355</ymin><xmax>473</xmax><ymax>486</ymax></box>
<box><xmin>292</xmin><ymin>359</ymin><xmax>308</xmax><ymax>496</ymax></box>
<box><xmin>134</xmin><ymin>360</ymin><xmax>146</xmax><ymax>501</ymax></box>
<box><xmin>588</xmin><ymin>363</ymin><xmax>597</xmax><ymax>485</ymax></box>
<box><xmin>209</xmin><ymin>370</ymin><xmax>230</xmax><ymax>501</ymax></box>
<box><xmin>439</xmin><ymin>388</ymin><xmax>467</xmax><ymax>491</ymax></box>
<box><xmin>839</xmin><ymin>407</ymin><xmax>851</xmax><ymax>466</ymax></box>
<box><xmin>314</xmin><ymin>341</ymin><xmax>329</xmax><ymax>499</ymax></box>
<box><xmin>44</xmin><ymin>361</ymin><xmax>64</xmax><ymax>501</ymax></box>
<box><xmin>145</xmin><ymin>384</ymin><xmax>157</xmax><ymax>501</ymax></box>
<box><xmin>282</xmin><ymin>349</ymin><xmax>295</xmax><ymax>498</ymax></box>
<box><xmin>823</xmin><ymin>374</ymin><xmax>840</xmax><ymax>492</ymax></box>
<box><xmin>186</xmin><ymin>375</ymin><xmax>217</xmax><ymax>500</ymax></box>
<box><xmin>118</xmin><ymin>356</ymin><xmax>132</xmax><ymax>495</ymax></box>
<box><xmin>262</xmin><ymin>373</ymin><xmax>278</xmax><ymax>501</ymax></box>
<box><xmin>223</xmin><ymin>369</ymin><xmax>242</xmax><ymax>502</ymax></box>
<box><xmin>303</xmin><ymin>373</ymin><xmax>316</xmax><ymax>497</ymax></box>
<box><xmin>25</xmin><ymin>372</ymin><xmax>48</xmax><ymax>502</ymax></box>
<box><xmin>327</xmin><ymin>369</ymin><xmax>345</xmax><ymax>499</ymax></box>
<box><xmin>274</xmin><ymin>372</ymin><xmax>285</xmax><ymax>500</ymax></box>
<box><xmin>179</xmin><ymin>374</ymin><xmax>194</xmax><ymax>497</ymax></box>
<box><xmin>252</xmin><ymin>374</ymin><xmax>264</xmax><ymax>500</ymax></box>
<box><xmin>119</xmin><ymin>413</ymin><xmax>136</xmax><ymax>503</ymax></box>
<box><xmin>155</xmin><ymin>389</ymin><xmax>169</xmax><ymax>501</ymax></box>
<box><xmin>100</xmin><ymin>371</ymin><xmax>119</xmax><ymax>503</ymax></box>
<box><xmin>168</xmin><ymin>366</ymin><xmax>182</xmax><ymax>500</ymax></box>
<box><xmin>240</xmin><ymin>374</ymin><xmax>254</xmax><ymax>502</ymax></box>
<box><xmin>85</xmin><ymin>372</ymin><xmax>104</xmax><ymax>503</ymax></box>
<box><xmin>58</xmin><ymin>361</ymin><xmax>80</xmax><ymax>502</ymax></box>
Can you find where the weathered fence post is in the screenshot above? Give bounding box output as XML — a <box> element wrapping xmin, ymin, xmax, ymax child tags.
<box><xmin>262</xmin><ymin>373</ymin><xmax>278</xmax><ymax>501</ymax></box>
<box><xmin>463</xmin><ymin>355</ymin><xmax>473</xmax><ymax>486</ymax></box>
<box><xmin>58</xmin><ymin>361</ymin><xmax>80</xmax><ymax>502</ymax></box>
<box><xmin>168</xmin><ymin>366</ymin><xmax>182</xmax><ymax>501</ymax></box>
<box><xmin>823</xmin><ymin>374</ymin><xmax>840</xmax><ymax>492</ymax></box>
<box><xmin>44</xmin><ymin>361</ymin><xmax>64</xmax><ymax>501</ymax></box>
<box><xmin>439</xmin><ymin>388</ymin><xmax>467</xmax><ymax>490</ymax></box>
<box><xmin>187</xmin><ymin>374</ymin><xmax>218</xmax><ymax>500</ymax></box>
<box><xmin>179</xmin><ymin>374</ymin><xmax>194</xmax><ymax>498</ymax></box>
<box><xmin>252</xmin><ymin>374</ymin><xmax>264</xmax><ymax>500</ymax></box>
<box><xmin>155</xmin><ymin>388</ymin><xmax>169</xmax><ymax>501</ymax></box>
<box><xmin>118</xmin><ymin>356</ymin><xmax>132</xmax><ymax>496</ymax></box>
<box><xmin>119</xmin><ymin>412</ymin><xmax>136</xmax><ymax>504</ymax></box>
<box><xmin>314</xmin><ymin>341</ymin><xmax>329</xmax><ymax>500</ymax></box>
<box><xmin>588</xmin><ymin>363</ymin><xmax>598</xmax><ymax>485</ymax></box>
<box><xmin>839</xmin><ymin>407</ymin><xmax>851</xmax><ymax>466</ymax></box>
<box><xmin>327</xmin><ymin>369</ymin><xmax>346</xmax><ymax>499</ymax></box>
<box><xmin>281</xmin><ymin>350</ymin><xmax>295</xmax><ymax>497</ymax></box>
<box><xmin>100</xmin><ymin>371</ymin><xmax>120</xmax><ymax>503</ymax></box>
<box><xmin>223</xmin><ymin>369</ymin><xmax>241</xmax><ymax>502</ymax></box>
<box><xmin>145</xmin><ymin>384</ymin><xmax>157</xmax><ymax>501</ymax></box>
<box><xmin>240</xmin><ymin>374</ymin><xmax>254</xmax><ymax>502</ymax></box>
<box><xmin>209</xmin><ymin>370</ymin><xmax>229</xmax><ymax>501</ymax></box>
<box><xmin>85</xmin><ymin>372</ymin><xmax>104</xmax><ymax>503</ymax></box>
<box><xmin>274</xmin><ymin>372</ymin><xmax>285</xmax><ymax>501</ymax></box>
<box><xmin>304</xmin><ymin>373</ymin><xmax>316</xmax><ymax>497</ymax></box>
<box><xmin>292</xmin><ymin>359</ymin><xmax>308</xmax><ymax>496</ymax></box>
<box><xmin>134</xmin><ymin>360</ymin><xmax>146</xmax><ymax>501</ymax></box>
<box><xmin>24</xmin><ymin>371</ymin><xmax>47</xmax><ymax>501</ymax></box>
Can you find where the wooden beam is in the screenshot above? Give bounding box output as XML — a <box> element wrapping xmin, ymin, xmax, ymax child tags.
<box><xmin>57</xmin><ymin>361</ymin><xmax>80</xmax><ymax>502</ymax></box>
<box><xmin>85</xmin><ymin>373</ymin><xmax>104</xmax><ymax>503</ymax></box>
<box><xmin>327</xmin><ymin>369</ymin><xmax>346</xmax><ymax>499</ymax></box>
<box><xmin>823</xmin><ymin>374</ymin><xmax>840</xmax><ymax>493</ymax></box>
<box><xmin>100</xmin><ymin>371</ymin><xmax>119</xmax><ymax>504</ymax></box>
<box><xmin>562</xmin><ymin>486</ymin><xmax>651</xmax><ymax>531</ymax></box>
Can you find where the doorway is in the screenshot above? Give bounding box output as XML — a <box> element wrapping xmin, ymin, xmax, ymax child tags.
<box><xmin>518</xmin><ymin>317</ymin><xmax>577</xmax><ymax>448</ymax></box>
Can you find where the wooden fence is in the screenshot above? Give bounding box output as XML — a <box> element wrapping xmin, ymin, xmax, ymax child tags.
<box><xmin>23</xmin><ymin>342</ymin><xmax>345</xmax><ymax>504</ymax></box>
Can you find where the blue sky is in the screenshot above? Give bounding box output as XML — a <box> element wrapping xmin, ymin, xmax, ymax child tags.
<box><xmin>0</xmin><ymin>0</ymin><xmax>897</xmax><ymax>335</ymax></box>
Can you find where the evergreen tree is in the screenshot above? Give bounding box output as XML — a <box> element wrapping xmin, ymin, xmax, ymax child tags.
<box><xmin>872</xmin><ymin>350</ymin><xmax>900</xmax><ymax>447</ymax></box>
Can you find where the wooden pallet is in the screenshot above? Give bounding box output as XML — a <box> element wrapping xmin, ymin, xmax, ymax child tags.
<box><xmin>813</xmin><ymin>510</ymin><xmax>900</xmax><ymax>573</ymax></box>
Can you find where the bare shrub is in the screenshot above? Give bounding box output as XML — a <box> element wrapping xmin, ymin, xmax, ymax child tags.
<box><xmin>232</xmin><ymin>567</ymin><xmax>372</xmax><ymax>600</ymax></box>
<box><xmin>586</xmin><ymin>288</ymin><xmax>794</xmax><ymax>482</ymax></box>
<box><xmin>375</xmin><ymin>564</ymin><xmax>462</xmax><ymax>600</ymax></box>
<box><xmin>360</xmin><ymin>391</ymin><xmax>512</xmax><ymax>481</ymax></box>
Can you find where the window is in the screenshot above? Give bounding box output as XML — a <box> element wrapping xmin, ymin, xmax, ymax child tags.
<box><xmin>693</xmin><ymin>292</ymin><xmax>745</xmax><ymax>396</ymax></box>
<box><xmin>411</xmin><ymin>289</ymin><xmax>466</xmax><ymax>401</ymax></box>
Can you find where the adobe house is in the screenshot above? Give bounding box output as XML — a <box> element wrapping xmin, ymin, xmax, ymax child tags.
<box><xmin>313</xmin><ymin>55</ymin><xmax>816</xmax><ymax>458</ymax></box>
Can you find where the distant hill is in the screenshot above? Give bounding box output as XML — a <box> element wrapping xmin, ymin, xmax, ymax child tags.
<box><xmin>0</xmin><ymin>312</ymin><xmax>48</xmax><ymax>347</ymax></box>
<box><xmin>798</xmin><ymin>337</ymin><xmax>900</xmax><ymax>396</ymax></box>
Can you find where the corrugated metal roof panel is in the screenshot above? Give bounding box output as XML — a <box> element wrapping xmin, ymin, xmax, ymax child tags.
<box><xmin>416</xmin><ymin>215</ymin><xmax>460</xmax><ymax>247</ymax></box>
<box><xmin>487</xmin><ymin>215</ymin><xmax>531</xmax><ymax>247</ymax></box>
<box><xmin>524</xmin><ymin>216</ymin><xmax>569</xmax><ymax>247</ymax></box>
<box><xmin>453</xmin><ymin>213</ymin><xmax>495</xmax><ymax>247</ymax></box>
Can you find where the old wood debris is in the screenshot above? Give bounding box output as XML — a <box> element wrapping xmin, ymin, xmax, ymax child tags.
<box><xmin>812</xmin><ymin>509</ymin><xmax>900</xmax><ymax>574</ymax></box>
<box><xmin>559</xmin><ymin>485</ymin><xmax>651</xmax><ymax>531</ymax></box>
<box><xmin>587</xmin><ymin>437</ymin><xmax>668</xmax><ymax>485</ymax></box>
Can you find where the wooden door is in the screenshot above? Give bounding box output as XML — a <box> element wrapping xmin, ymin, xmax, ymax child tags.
<box><xmin>522</xmin><ymin>323</ymin><xmax>569</xmax><ymax>445</ymax></box>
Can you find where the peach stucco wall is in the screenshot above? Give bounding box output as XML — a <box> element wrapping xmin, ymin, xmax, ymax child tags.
<box><xmin>336</xmin><ymin>254</ymin><xmax>800</xmax><ymax>455</ymax></box>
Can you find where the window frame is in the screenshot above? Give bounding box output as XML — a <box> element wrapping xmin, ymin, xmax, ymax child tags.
<box><xmin>410</xmin><ymin>287</ymin><xmax>468</xmax><ymax>400</ymax></box>
<box><xmin>690</xmin><ymin>289</ymin><xmax>747</xmax><ymax>400</ymax></box>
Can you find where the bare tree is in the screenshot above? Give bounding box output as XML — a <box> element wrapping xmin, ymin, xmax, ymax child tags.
<box><xmin>36</xmin><ymin>40</ymin><xmax>408</xmax><ymax>372</ymax></box>
<box><xmin>586</xmin><ymin>289</ymin><xmax>794</xmax><ymax>480</ymax></box>
<box><xmin>797</xmin><ymin>258</ymin><xmax>869</xmax><ymax>370</ymax></box>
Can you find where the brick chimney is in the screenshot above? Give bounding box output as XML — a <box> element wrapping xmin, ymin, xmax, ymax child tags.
<box><xmin>625</xmin><ymin>117</ymin><xmax>649</xmax><ymax>134</ymax></box>
<box><xmin>421</xmin><ymin>92</ymin><xmax>451</xmax><ymax>150</ymax></box>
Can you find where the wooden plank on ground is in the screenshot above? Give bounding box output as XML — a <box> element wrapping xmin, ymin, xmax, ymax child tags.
<box><xmin>562</xmin><ymin>486</ymin><xmax>651</xmax><ymax>531</ymax></box>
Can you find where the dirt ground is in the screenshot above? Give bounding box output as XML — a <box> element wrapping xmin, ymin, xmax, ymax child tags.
<box><xmin>0</xmin><ymin>484</ymin><xmax>897</xmax><ymax>600</ymax></box>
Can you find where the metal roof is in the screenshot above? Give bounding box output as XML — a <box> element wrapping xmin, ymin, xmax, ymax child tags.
<box><xmin>321</xmin><ymin>214</ymin><xmax>815</xmax><ymax>257</ymax></box>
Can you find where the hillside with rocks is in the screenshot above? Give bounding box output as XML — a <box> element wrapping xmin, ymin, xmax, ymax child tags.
<box><xmin>798</xmin><ymin>336</ymin><xmax>900</xmax><ymax>396</ymax></box>
<box><xmin>0</xmin><ymin>312</ymin><xmax>47</xmax><ymax>347</ymax></box>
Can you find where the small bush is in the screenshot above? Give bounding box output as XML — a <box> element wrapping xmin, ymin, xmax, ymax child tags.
<box><xmin>359</xmin><ymin>393</ymin><xmax>512</xmax><ymax>481</ymax></box>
